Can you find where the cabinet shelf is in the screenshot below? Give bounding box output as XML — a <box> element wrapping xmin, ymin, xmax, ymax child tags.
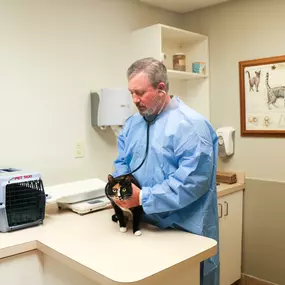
<box><xmin>161</xmin><ymin>24</ymin><xmax>207</xmax><ymax>46</ymax></box>
<box><xmin>167</xmin><ymin>69</ymin><xmax>207</xmax><ymax>80</ymax></box>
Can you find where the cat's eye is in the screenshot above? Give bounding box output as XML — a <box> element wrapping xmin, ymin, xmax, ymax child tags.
<box><xmin>122</xmin><ymin>188</ymin><xmax>126</xmax><ymax>192</ymax></box>
<box><xmin>112</xmin><ymin>189</ymin><xmax>116</xmax><ymax>193</ymax></box>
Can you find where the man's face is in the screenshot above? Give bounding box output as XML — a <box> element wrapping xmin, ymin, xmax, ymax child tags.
<box><xmin>128</xmin><ymin>72</ymin><xmax>163</xmax><ymax>116</ymax></box>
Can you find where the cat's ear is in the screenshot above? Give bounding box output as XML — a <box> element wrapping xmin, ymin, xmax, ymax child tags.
<box><xmin>108</xmin><ymin>174</ymin><xmax>114</xmax><ymax>183</ymax></box>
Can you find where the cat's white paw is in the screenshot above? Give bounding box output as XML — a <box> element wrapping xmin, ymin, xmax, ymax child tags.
<box><xmin>134</xmin><ymin>230</ymin><xmax>142</xmax><ymax>236</ymax></box>
<box><xmin>120</xmin><ymin>227</ymin><xmax>127</xmax><ymax>233</ymax></box>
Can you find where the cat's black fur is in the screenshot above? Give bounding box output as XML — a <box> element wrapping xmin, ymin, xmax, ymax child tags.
<box><xmin>105</xmin><ymin>174</ymin><xmax>144</xmax><ymax>236</ymax></box>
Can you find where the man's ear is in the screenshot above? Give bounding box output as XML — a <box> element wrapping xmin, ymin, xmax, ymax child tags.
<box><xmin>157</xmin><ymin>82</ymin><xmax>166</xmax><ymax>92</ymax></box>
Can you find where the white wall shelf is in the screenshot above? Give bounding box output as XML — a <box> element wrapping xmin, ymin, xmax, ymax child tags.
<box><xmin>130</xmin><ymin>23</ymin><xmax>210</xmax><ymax>119</ymax></box>
<box><xmin>161</xmin><ymin>24</ymin><xmax>207</xmax><ymax>46</ymax></box>
<box><xmin>167</xmin><ymin>69</ymin><xmax>208</xmax><ymax>80</ymax></box>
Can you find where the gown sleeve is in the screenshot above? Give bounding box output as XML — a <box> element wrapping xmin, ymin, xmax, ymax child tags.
<box><xmin>141</xmin><ymin>121</ymin><xmax>216</xmax><ymax>214</ymax></box>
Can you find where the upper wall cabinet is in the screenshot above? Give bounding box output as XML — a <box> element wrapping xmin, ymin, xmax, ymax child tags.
<box><xmin>131</xmin><ymin>24</ymin><xmax>209</xmax><ymax>81</ymax></box>
<box><xmin>131</xmin><ymin>24</ymin><xmax>210</xmax><ymax>119</ymax></box>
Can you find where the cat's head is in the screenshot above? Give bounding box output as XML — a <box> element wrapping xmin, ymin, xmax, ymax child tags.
<box><xmin>106</xmin><ymin>174</ymin><xmax>133</xmax><ymax>201</ymax></box>
<box><xmin>255</xmin><ymin>70</ymin><xmax>261</xmax><ymax>77</ymax></box>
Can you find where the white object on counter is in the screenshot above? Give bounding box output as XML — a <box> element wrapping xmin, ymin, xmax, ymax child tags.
<box><xmin>44</xmin><ymin>178</ymin><xmax>110</xmax><ymax>215</ymax></box>
<box><xmin>45</xmin><ymin>178</ymin><xmax>106</xmax><ymax>204</ymax></box>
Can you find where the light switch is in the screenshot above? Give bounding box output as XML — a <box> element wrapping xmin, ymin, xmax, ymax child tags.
<box><xmin>75</xmin><ymin>142</ymin><xmax>85</xmax><ymax>158</ymax></box>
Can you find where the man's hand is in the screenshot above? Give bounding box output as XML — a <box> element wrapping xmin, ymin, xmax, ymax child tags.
<box><xmin>113</xmin><ymin>183</ymin><xmax>141</xmax><ymax>208</ymax></box>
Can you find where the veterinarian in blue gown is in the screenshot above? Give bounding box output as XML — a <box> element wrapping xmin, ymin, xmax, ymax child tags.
<box><xmin>112</xmin><ymin>57</ymin><xmax>219</xmax><ymax>285</ymax></box>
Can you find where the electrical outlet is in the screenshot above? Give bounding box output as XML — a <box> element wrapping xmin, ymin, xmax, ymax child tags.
<box><xmin>75</xmin><ymin>142</ymin><xmax>85</xmax><ymax>158</ymax></box>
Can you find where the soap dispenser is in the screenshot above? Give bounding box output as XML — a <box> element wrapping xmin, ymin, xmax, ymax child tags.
<box><xmin>216</xmin><ymin>126</ymin><xmax>235</xmax><ymax>158</ymax></box>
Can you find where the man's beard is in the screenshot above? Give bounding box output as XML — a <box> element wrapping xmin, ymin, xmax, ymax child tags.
<box><xmin>137</xmin><ymin>94</ymin><xmax>162</xmax><ymax>116</ymax></box>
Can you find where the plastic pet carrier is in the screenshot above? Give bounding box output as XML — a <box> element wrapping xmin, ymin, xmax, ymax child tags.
<box><xmin>0</xmin><ymin>168</ymin><xmax>46</xmax><ymax>232</ymax></box>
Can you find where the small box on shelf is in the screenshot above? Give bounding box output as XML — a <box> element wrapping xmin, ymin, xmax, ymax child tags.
<box><xmin>192</xmin><ymin>62</ymin><xmax>206</xmax><ymax>75</ymax></box>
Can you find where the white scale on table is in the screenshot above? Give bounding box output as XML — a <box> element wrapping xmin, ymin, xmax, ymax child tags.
<box><xmin>45</xmin><ymin>178</ymin><xmax>111</xmax><ymax>215</ymax></box>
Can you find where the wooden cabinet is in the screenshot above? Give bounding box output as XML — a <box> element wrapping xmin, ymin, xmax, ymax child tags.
<box><xmin>218</xmin><ymin>190</ymin><xmax>243</xmax><ymax>285</ymax></box>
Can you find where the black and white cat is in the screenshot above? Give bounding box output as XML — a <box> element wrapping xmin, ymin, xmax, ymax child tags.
<box><xmin>105</xmin><ymin>174</ymin><xmax>143</xmax><ymax>236</ymax></box>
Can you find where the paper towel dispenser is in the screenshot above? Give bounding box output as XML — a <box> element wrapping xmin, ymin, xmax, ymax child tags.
<box><xmin>90</xmin><ymin>88</ymin><xmax>132</xmax><ymax>129</ymax></box>
<box><xmin>216</xmin><ymin>126</ymin><xmax>235</xmax><ymax>158</ymax></box>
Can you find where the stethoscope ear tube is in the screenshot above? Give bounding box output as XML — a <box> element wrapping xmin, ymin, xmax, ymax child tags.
<box><xmin>115</xmin><ymin>120</ymin><xmax>151</xmax><ymax>179</ymax></box>
<box><xmin>129</xmin><ymin>120</ymin><xmax>151</xmax><ymax>174</ymax></box>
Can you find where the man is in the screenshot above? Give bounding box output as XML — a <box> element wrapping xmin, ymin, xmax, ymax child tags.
<box><xmin>112</xmin><ymin>57</ymin><xmax>219</xmax><ymax>285</ymax></box>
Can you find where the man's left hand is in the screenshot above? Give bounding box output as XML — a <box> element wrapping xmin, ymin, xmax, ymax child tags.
<box><xmin>113</xmin><ymin>183</ymin><xmax>141</xmax><ymax>208</ymax></box>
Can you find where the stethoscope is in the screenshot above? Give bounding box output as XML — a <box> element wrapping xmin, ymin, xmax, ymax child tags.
<box><xmin>116</xmin><ymin>89</ymin><xmax>167</xmax><ymax>178</ymax></box>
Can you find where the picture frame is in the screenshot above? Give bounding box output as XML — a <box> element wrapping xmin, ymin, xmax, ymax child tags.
<box><xmin>239</xmin><ymin>55</ymin><xmax>285</xmax><ymax>137</ymax></box>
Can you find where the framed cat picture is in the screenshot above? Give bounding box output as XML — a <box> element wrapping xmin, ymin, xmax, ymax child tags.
<box><xmin>239</xmin><ymin>55</ymin><xmax>285</xmax><ymax>137</ymax></box>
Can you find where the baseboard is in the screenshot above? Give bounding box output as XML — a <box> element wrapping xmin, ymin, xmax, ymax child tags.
<box><xmin>233</xmin><ymin>274</ymin><xmax>246</xmax><ymax>285</ymax></box>
<box><xmin>233</xmin><ymin>274</ymin><xmax>280</xmax><ymax>285</ymax></box>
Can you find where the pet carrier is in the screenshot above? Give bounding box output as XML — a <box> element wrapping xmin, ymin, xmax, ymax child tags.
<box><xmin>0</xmin><ymin>168</ymin><xmax>46</xmax><ymax>232</ymax></box>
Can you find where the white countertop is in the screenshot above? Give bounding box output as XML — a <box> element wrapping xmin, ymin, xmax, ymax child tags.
<box><xmin>0</xmin><ymin>173</ymin><xmax>245</xmax><ymax>284</ymax></box>
<box><xmin>0</xmin><ymin>206</ymin><xmax>217</xmax><ymax>284</ymax></box>
<box><xmin>217</xmin><ymin>182</ymin><xmax>245</xmax><ymax>197</ymax></box>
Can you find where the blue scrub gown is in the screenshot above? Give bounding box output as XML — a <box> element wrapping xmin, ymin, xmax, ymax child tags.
<box><xmin>113</xmin><ymin>97</ymin><xmax>220</xmax><ymax>285</ymax></box>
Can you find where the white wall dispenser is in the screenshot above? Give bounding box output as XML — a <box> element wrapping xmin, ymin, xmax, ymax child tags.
<box><xmin>90</xmin><ymin>88</ymin><xmax>132</xmax><ymax>136</ymax></box>
<box><xmin>216</xmin><ymin>126</ymin><xmax>235</xmax><ymax>158</ymax></box>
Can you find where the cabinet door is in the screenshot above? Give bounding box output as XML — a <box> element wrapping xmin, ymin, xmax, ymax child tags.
<box><xmin>0</xmin><ymin>250</ymin><xmax>43</xmax><ymax>285</ymax></box>
<box><xmin>218</xmin><ymin>190</ymin><xmax>243</xmax><ymax>285</ymax></box>
<box><xmin>43</xmin><ymin>254</ymin><xmax>100</xmax><ymax>285</ymax></box>
<box><xmin>218</xmin><ymin>199</ymin><xmax>227</xmax><ymax>285</ymax></box>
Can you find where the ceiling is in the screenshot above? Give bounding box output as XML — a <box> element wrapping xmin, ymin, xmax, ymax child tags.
<box><xmin>139</xmin><ymin>0</ymin><xmax>232</xmax><ymax>13</ymax></box>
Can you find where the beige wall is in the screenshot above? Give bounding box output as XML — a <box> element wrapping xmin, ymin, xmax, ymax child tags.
<box><xmin>182</xmin><ymin>0</ymin><xmax>285</xmax><ymax>284</ymax></box>
<box><xmin>182</xmin><ymin>0</ymin><xmax>285</xmax><ymax>182</ymax></box>
<box><xmin>0</xmin><ymin>0</ymin><xmax>181</xmax><ymax>186</ymax></box>
<box><xmin>242</xmin><ymin>179</ymin><xmax>285</xmax><ymax>285</ymax></box>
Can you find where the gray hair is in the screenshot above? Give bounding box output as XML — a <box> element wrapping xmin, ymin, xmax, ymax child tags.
<box><xmin>127</xmin><ymin>57</ymin><xmax>169</xmax><ymax>92</ymax></box>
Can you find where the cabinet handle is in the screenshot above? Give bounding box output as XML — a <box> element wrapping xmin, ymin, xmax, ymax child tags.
<box><xmin>218</xmin><ymin>203</ymin><xmax>223</xmax><ymax>218</ymax></box>
<box><xmin>224</xmin><ymin>201</ymin><xmax>229</xmax><ymax>216</ymax></box>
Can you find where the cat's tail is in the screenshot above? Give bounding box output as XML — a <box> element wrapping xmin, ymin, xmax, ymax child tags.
<box><xmin>266</xmin><ymin>72</ymin><xmax>270</xmax><ymax>89</ymax></box>
<box><xmin>246</xmin><ymin>71</ymin><xmax>251</xmax><ymax>78</ymax></box>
